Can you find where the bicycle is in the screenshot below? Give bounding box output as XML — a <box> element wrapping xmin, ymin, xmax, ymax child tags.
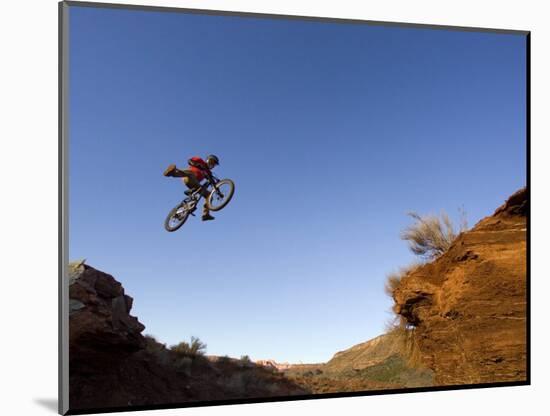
<box><xmin>164</xmin><ymin>175</ymin><xmax>235</xmax><ymax>232</ymax></box>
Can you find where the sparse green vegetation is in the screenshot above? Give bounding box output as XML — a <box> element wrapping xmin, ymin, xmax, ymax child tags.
<box><xmin>170</xmin><ymin>336</ymin><xmax>207</xmax><ymax>358</ymax></box>
<box><xmin>142</xmin><ymin>334</ymin><xmax>304</xmax><ymax>395</ymax></box>
<box><xmin>240</xmin><ymin>355</ymin><xmax>252</xmax><ymax>365</ymax></box>
<box><xmin>218</xmin><ymin>355</ymin><xmax>232</xmax><ymax>364</ymax></box>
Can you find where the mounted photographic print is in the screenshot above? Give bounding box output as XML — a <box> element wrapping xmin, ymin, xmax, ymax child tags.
<box><xmin>59</xmin><ymin>1</ymin><xmax>530</xmax><ymax>414</ymax></box>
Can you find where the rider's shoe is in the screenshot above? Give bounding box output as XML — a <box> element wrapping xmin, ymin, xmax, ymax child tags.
<box><xmin>163</xmin><ymin>164</ymin><xmax>177</xmax><ymax>177</ymax></box>
<box><xmin>184</xmin><ymin>189</ymin><xmax>193</xmax><ymax>196</ymax></box>
<box><xmin>202</xmin><ymin>214</ymin><xmax>215</xmax><ymax>221</ymax></box>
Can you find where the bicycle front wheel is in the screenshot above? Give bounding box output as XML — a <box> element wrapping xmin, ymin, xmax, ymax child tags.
<box><xmin>206</xmin><ymin>179</ymin><xmax>235</xmax><ymax>212</ymax></box>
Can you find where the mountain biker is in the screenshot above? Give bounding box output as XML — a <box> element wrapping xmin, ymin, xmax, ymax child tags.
<box><xmin>163</xmin><ymin>154</ymin><xmax>220</xmax><ymax>221</ymax></box>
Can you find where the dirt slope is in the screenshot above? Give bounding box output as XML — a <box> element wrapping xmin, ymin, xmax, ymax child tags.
<box><xmin>392</xmin><ymin>188</ymin><xmax>528</xmax><ymax>385</ymax></box>
<box><xmin>326</xmin><ymin>333</ymin><xmax>403</xmax><ymax>372</ymax></box>
<box><xmin>282</xmin><ymin>333</ymin><xmax>433</xmax><ymax>393</ymax></box>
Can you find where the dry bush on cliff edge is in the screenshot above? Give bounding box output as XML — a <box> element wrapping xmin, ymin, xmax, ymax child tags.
<box><xmin>384</xmin><ymin>262</ymin><xmax>422</xmax><ymax>298</ymax></box>
<box><xmin>401</xmin><ymin>210</ymin><xmax>467</xmax><ymax>260</ymax></box>
<box><xmin>382</xmin><ymin>210</ymin><xmax>468</xmax><ymax>369</ymax></box>
<box><xmin>385</xmin><ymin>317</ymin><xmax>424</xmax><ymax>369</ymax></box>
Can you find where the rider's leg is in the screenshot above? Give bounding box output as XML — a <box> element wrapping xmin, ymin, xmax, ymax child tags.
<box><xmin>200</xmin><ymin>188</ymin><xmax>215</xmax><ymax>221</ymax></box>
<box><xmin>164</xmin><ymin>164</ymin><xmax>179</xmax><ymax>177</ymax></box>
<box><xmin>164</xmin><ymin>165</ymin><xmax>192</xmax><ymax>178</ymax></box>
<box><xmin>182</xmin><ymin>174</ymin><xmax>200</xmax><ymax>195</ymax></box>
<box><xmin>182</xmin><ymin>174</ymin><xmax>214</xmax><ymax>221</ymax></box>
<box><xmin>163</xmin><ymin>164</ymin><xmax>175</xmax><ymax>176</ymax></box>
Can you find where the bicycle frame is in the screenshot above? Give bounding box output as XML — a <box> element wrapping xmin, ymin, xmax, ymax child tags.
<box><xmin>182</xmin><ymin>176</ymin><xmax>217</xmax><ymax>207</ymax></box>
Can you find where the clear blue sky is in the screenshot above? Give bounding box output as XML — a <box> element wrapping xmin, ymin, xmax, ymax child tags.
<box><xmin>68</xmin><ymin>6</ymin><xmax>526</xmax><ymax>363</ymax></box>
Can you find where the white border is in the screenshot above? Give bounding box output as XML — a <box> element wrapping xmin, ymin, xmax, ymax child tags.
<box><xmin>2</xmin><ymin>1</ymin><xmax>548</xmax><ymax>415</ymax></box>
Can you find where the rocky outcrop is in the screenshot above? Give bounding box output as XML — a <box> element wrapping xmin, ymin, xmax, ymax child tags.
<box><xmin>68</xmin><ymin>263</ymin><xmax>308</xmax><ymax>411</ymax></box>
<box><xmin>69</xmin><ymin>261</ymin><xmax>145</xmax><ymax>359</ymax></box>
<box><xmin>68</xmin><ymin>263</ymin><xmax>190</xmax><ymax>410</ymax></box>
<box><xmin>393</xmin><ymin>188</ymin><xmax>527</xmax><ymax>385</ymax></box>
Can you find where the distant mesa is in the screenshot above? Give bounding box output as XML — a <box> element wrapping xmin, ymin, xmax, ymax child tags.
<box><xmin>255</xmin><ymin>360</ymin><xmax>295</xmax><ymax>371</ymax></box>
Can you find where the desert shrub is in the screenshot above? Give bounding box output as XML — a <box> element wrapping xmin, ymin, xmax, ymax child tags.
<box><xmin>381</xmin><ymin>209</ymin><xmax>469</xmax><ymax>372</ymax></box>
<box><xmin>384</xmin><ymin>314</ymin><xmax>409</xmax><ymax>333</ymax></box>
<box><xmin>458</xmin><ymin>205</ymin><xmax>468</xmax><ymax>232</ymax></box>
<box><xmin>385</xmin><ymin>271</ymin><xmax>402</xmax><ymax>298</ymax></box>
<box><xmin>170</xmin><ymin>336</ymin><xmax>207</xmax><ymax>358</ymax></box>
<box><xmin>240</xmin><ymin>355</ymin><xmax>252</xmax><ymax>364</ymax></box>
<box><xmin>401</xmin><ymin>211</ymin><xmax>466</xmax><ymax>259</ymax></box>
<box><xmin>237</xmin><ymin>355</ymin><xmax>256</xmax><ymax>369</ymax></box>
<box><xmin>217</xmin><ymin>355</ymin><xmax>232</xmax><ymax>364</ymax></box>
<box><xmin>385</xmin><ymin>317</ymin><xmax>424</xmax><ymax>369</ymax></box>
<box><xmin>384</xmin><ymin>262</ymin><xmax>422</xmax><ymax>298</ymax></box>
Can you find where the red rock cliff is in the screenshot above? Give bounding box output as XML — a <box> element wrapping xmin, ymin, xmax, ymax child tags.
<box><xmin>393</xmin><ymin>188</ymin><xmax>527</xmax><ymax>385</ymax></box>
